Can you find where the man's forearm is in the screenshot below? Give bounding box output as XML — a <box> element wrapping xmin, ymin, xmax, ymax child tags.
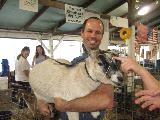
<box><xmin>139</xmin><ymin>67</ymin><xmax>159</xmax><ymax>89</ymax></box>
<box><xmin>65</xmin><ymin>90</ymin><xmax>113</xmax><ymax>112</ymax></box>
<box><xmin>55</xmin><ymin>84</ymin><xmax>114</xmax><ymax>112</ymax></box>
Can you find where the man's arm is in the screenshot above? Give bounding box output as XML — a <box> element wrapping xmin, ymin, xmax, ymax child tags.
<box><xmin>137</xmin><ymin>67</ymin><xmax>159</xmax><ymax>89</ymax></box>
<box><xmin>54</xmin><ymin>83</ymin><xmax>114</xmax><ymax>112</ymax></box>
<box><xmin>135</xmin><ymin>89</ymin><xmax>160</xmax><ymax>111</ymax></box>
<box><xmin>37</xmin><ymin>99</ymin><xmax>52</xmax><ymax>117</ymax></box>
<box><xmin>114</xmin><ymin>56</ymin><xmax>159</xmax><ymax>90</ymax></box>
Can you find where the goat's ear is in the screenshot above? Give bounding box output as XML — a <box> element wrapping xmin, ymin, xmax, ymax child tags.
<box><xmin>115</xmin><ymin>59</ymin><xmax>121</xmax><ymax>69</ymax></box>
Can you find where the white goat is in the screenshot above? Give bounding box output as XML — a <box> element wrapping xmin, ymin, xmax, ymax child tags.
<box><xmin>29</xmin><ymin>50</ymin><xmax>121</xmax><ymax>120</ymax></box>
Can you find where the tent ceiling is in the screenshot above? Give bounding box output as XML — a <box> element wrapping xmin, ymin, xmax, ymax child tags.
<box><xmin>0</xmin><ymin>0</ymin><xmax>160</xmax><ymax>38</ymax></box>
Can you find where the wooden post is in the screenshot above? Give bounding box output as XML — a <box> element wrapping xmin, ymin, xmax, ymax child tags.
<box><xmin>127</xmin><ymin>0</ymin><xmax>136</xmax><ymax>59</ymax></box>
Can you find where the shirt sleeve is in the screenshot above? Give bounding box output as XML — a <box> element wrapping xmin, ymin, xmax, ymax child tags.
<box><xmin>71</xmin><ymin>54</ymin><xmax>88</xmax><ymax>65</ymax></box>
<box><xmin>20</xmin><ymin>58</ymin><xmax>30</xmax><ymax>71</ymax></box>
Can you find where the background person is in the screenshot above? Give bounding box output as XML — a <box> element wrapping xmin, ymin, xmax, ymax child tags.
<box><xmin>14</xmin><ymin>46</ymin><xmax>31</xmax><ymax>108</ymax></box>
<box><xmin>15</xmin><ymin>46</ymin><xmax>30</xmax><ymax>84</ymax></box>
<box><xmin>32</xmin><ymin>45</ymin><xmax>48</xmax><ymax>67</ymax></box>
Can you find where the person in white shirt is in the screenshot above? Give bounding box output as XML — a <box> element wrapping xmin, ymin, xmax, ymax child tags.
<box><xmin>14</xmin><ymin>46</ymin><xmax>31</xmax><ymax>108</ymax></box>
<box><xmin>15</xmin><ymin>46</ymin><xmax>30</xmax><ymax>90</ymax></box>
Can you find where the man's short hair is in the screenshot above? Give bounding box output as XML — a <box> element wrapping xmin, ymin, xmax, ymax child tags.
<box><xmin>81</xmin><ymin>17</ymin><xmax>104</xmax><ymax>34</ymax></box>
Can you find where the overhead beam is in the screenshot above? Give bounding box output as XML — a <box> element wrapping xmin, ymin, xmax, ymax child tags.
<box><xmin>51</xmin><ymin>19</ymin><xmax>66</xmax><ymax>32</ymax></box>
<box><xmin>136</xmin><ymin>1</ymin><xmax>160</xmax><ymax>22</ymax></box>
<box><xmin>129</xmin><ymin>0</ymin><xmax>160</xmax><ymax>30</ymax></box>
<box><xmin>140</xmin><ymin>7</ymin><xmax>160</xmax><ymax>24</ymax></box>
<box><xmin>138</xmin><ymin>0</ymin><xmax>158</xmax><ymax>7</ymax></box>
<box><xmin>0</xmin><ymin>29</ymin><xmax>49</xmax><ymax>39</ymax></box>
<box><xmin>149</xmin><ymin>21</ymin><xmax>160</xmax><ymax>28</ymax></box>
<box><xmin>143</xmin><ymin>14</ymin><xmax>160</xmax><ymax>25</ymax></box>
<box><xmin>39</xmin><ymin>0</ymin><xmax>116</xmax><ymax>21</ymax></box>
<box><xmin>0</xmin><ymin>0</ymin><xmax>7</xmax><ymax>10</ymax></box>
<box><xmin>38</xmin><ymin>0</ymin><xmax>64</xmax><ymax>9</ymax></box>
<box><xmin>80</xmin><ymin>0</ymin><xmax>96</xmax><ymax>8</ymax></box>
<box><xmin>21</xmin><ymin>6</ymin><xmax>49</xmax><ymax>31</ymax></box>
<box><xmin>39</xmin><ymin>0</ymin><xmax>96</xmax><ymax>9</ymax></box>
<box><xmin>52</xmin><ymin>29</ymin><xmax>80</xmax><ymax>36</ymax></box>
<box><xmin>102</xmin><ymin>0</ymin><xmax>126</xmax><ymax>14</ymax></box>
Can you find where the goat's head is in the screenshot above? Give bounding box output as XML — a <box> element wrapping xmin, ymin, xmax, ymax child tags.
<box><xmin>98</xmin><ymin>50</ymin><xmax>124</xmax><ymax>85</ymax></box>
<box><xmin>86</xmin><ymin>50</ymin><xmax>124</xmax><ymax>86</ymax></box>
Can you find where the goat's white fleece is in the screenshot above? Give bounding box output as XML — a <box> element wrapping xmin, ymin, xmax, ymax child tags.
<box><xmin>29</xmin><ymin>58</ymin><xmax>114</xmax><ymax>120</ymax></box>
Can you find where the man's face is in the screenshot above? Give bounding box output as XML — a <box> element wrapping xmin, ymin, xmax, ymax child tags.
<box><xmin>81</xmin><ymin>19</ymin><xmax>103</xmax><ymax>50</ymax></box>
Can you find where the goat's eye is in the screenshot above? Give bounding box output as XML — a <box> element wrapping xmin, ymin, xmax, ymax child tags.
<box><xmin>98</xmin><ymin>63</ymin><xmax>103</xmax><ymax>66</ymax></box>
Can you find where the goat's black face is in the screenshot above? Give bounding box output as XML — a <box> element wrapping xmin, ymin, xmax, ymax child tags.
<box><xmin>98</xmin><ymin>51</ymin><xmax>123</xmax><ymax>86</ymax></box>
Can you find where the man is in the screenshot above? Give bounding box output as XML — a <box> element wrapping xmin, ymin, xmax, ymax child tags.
<box><xmin>114</xmin><ymin>56</ymin><xmax>160</xmax><ymax>111</ymax></box>
<box><xmin>38</xmin><ymin>17</ymin><xmax>114</xmax><ymax>119</ymax></box>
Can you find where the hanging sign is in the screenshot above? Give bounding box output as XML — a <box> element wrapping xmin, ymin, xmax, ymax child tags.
<box><xmin>110</xmin><ymin>16</ymin><xmax>128</xmax><ymax>28</ymax></box>
<box><xmin>65</xmin><ymin>4</ymin><xmax>84</xmax><ymax>24</ymax></box>
<box><xmin>19</xmin><ymin>0</ymin><xmax>38</xmax><ymax>12</ymax></box>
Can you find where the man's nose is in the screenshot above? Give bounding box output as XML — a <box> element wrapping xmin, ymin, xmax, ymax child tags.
<box><xmin>90</xmin><ymin>32</ymin><xmax>96</xmax><ymax>37</ymax></box>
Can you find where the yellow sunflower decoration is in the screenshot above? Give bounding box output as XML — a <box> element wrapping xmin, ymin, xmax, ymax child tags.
<box><xmin>119</xmin><ymin>28</ymin><xmax>132</xmax><ymax>41</ymax></box>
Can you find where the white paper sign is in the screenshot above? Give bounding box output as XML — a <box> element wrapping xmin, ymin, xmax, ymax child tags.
<box><xmin>19</xmin><ymin>0</ymin><xmax>38</xmax><ymax>12</ymax></box>
<box><xmin>65</xmin><ymin>4</ymin><xmax>84</xmax><ymax>24</ymax></box>
<box><xmin>110</xmin><ymin>16</ymin><xmax>128</xmax><ymax>28</ymax></box>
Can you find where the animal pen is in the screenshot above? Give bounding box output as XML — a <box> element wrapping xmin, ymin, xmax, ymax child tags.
<box><xmin>108</xmin><ymin>71</ymin><xmax>160</xmax><ymax>120</ymax></box>
<box><xmin>1</xmin><ymin>60</ymin><xmax>160</xmax><ymax>120</ymax></box>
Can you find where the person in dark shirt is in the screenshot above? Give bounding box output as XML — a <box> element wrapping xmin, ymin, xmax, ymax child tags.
<box><xmin>38</xmin><ymin>17</ymin><xmax>114</xmax><ymax>120</ymax></box>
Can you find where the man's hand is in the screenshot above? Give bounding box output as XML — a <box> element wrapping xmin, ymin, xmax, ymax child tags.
<box><xmin>135</xmin><ymin>89</ymin><xmax>160</xmax><ymax>97</ymax></box>
<box><xmin>135</xmin><ymin>89</ymin><xmax>160</xmax><ymax>111</ymax></box>
<box><xmin>54</xmin><ymin>97</ymin><xmax>68</xmax><ymax>112</ymax></box>
<box><xmin>113</xmin><ymin>56</ymin><xmax>141</xmax><ymax>74</ymax></box>
<box><xmin>37</xmin><ymin>99</ymin><xmax>51</xmax><ymax>117</ymax></box>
